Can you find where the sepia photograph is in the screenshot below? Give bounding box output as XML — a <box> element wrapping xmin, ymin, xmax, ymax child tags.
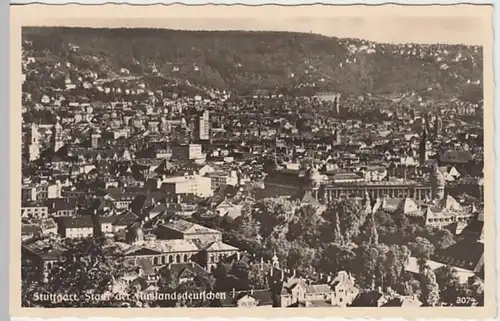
<box><xmin>10</xmin><ymin>3</ymin><xmax>495</xmax><ymax>318</ymax></box>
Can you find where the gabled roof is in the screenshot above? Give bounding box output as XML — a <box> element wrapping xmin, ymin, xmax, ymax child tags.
<box><xmin>203</xmin><ymin>241</ymin><xmax>239</xmax><ymax>252</ymax></box>
<box><xmin>439</xmin><ymin>150</ymin><xmax>473</xmax><ymax>164</ymax></box>
<box><xmin>291</xmin><ymin>190</ymin><xmax>320</xmax><ymax>206</ymax></box>
<box><xmin>439</xmin><ymin>195</ymin><xmax>462</xmax><ymax>211</ymax></box>
<box><xmin>136</xmin><ymin>257</ymin><xmax>155</xmax><ymax>275</ymax></box>
<box><xmin>396</xmin><ymin>197</ymin><xmax>419</xmax><ymax>215</ymax></box>
<box><xmin>161</xmin><ymin>219</ymin><xmax>220</xmax><ymax>235</ymax></box>
<box><xmin>432</xmin><ymin>239</ymin><xmax>484</xmax><ymax>272</ymax></box>
<box><xmin>167</xmin><ymin>261</ymin><xmax>209</xmax><ymax>279</ymax></box>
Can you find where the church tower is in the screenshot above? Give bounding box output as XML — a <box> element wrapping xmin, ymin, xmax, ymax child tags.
<box><xmin>27</xmin><ymin>123</ymin><xmax>41</xmax><ymax>161</ymax></box>
<box><xmin>334</xmin><ymin>94</ymin><xmax>340</xmax><ymax>115</ymax></box>
<box><xmin>271</xmin><ymin>250</ymin><xmax>280</xmax><ymax>269</ymax></box>
<box><xmin>90</xmin><ymin>127</ymin><xmax>102</xmax><ymax>149</ymax></box>
<box><xmin>333</xmin><ymin>128</ymin><xmax>341</xmax><ymax>146</ymax></box>
<box><xmin>419</xmin><ymin>127</ymin><xmax>428</xmax><ymax>166</ymax></box>
<box><xmin>430</xmin><ymin>165</ymin><xmax>446</xmax><ymax>200</ymax></box>
<box><xmin>52</xmin><ymin>118</ymin><xmax>64</xmax><ymax>153</ymax></box>
<box><xmin>306</xmin><ymin>165</ymin><xmax>323</xmax><ymax>200</ymax></box>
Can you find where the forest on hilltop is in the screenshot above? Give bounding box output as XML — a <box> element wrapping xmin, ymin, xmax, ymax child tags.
<box><xmin>22</xmin><ymin>27</ymin><xmax>483</xmax><ymax>99</ymax></box>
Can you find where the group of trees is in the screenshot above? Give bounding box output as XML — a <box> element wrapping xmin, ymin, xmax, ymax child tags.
<box><xmin>22</xmin><ymin>237</ymin><xmax>139</xmax><ymax>307</ymax></box>
<box><xmin>21</xmin><ymin>196</ymin><xmax>483</xmax><ymax>308</ymax></box>
<box><xmin>191</xmin><ymin>197</ymin><xmax>484</xmax><ymax>306</ymax></box>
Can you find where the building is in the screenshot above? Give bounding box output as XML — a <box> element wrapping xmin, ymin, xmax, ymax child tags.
<box><xmin>419</xmin><ymin>127</ymin><xmax>428</xmax><ymax>166</ymax></box>
<box><xmin>22</xmin><ymin>239</ymin><xmax>66</xmax><ymax>281</ymax></box>
<box><xmin>205</xmin><ymin>170</ymin><xmax>239</xmax><ymax>190</ymax></box>
<box><xmin>22</xmin><ymin>182</ymin><xmax>62</xmax><ymax>202</ymax></box>
<box><xmin>160</xmin><ymin>174</ymin><xmax>213</xmax><ymax>198</ymax></box>
<box><xmin>45</xmin><ymin>198</ymin><xmax>78</xmax><ymax>217</ymax></box>
<box><xmin>157</xmin><ymin>219</ymin><xmax>222</xmax><ymax>244</ymax></box>
<box><xmin>200</xmin><ymin>241</ymin><xmax>240</xmax><ymax>272</ymax></box>
<box><xmin>323</xmin><ymin>180</ymin><xmax>432</xmax><ymax>202</ymax></box>
<box><xmin>171</xmin><ymin>144</ymin><xmax>204</xmax><ymax>162</ymax></box>
<box><xmin>25</xmin><ymin>123</ymin><xmax>41</xmax><ymax>161</ymax></box>
<box><xmin>91</xmin><ymin>128</ymin><xmax>101</xmax><ymax>149</ymax></box>
<box><xmin>118</xmin><ymin>223</ymin><xmax>239</xmax><ymax>272</ymax></box>
<box><xmin>57</xmin><ymin>212</ymin><xmax>137</xmax><ymax>238</ymax></box>
<box><xmin>219</xmin><ymin>289</ymin><xmax>273</xmax><ymax>307</ymax></box>
<box><xmin>21</xmin><ymin>205</ymin><xmax>49</xmax><ymax>219</ymax></box>
<box><xmin>263</xmin><ymin>167</ymin><xmax>433</xmax><ymax>202</ymax></box>
<box><xmin>194</xmin><ymin>110</ymin><xmax>210</xmax><ymax>140</ymax></box>
<box><xmin>52</xmin><ymin>119</ymin><xmax>65</xmax><ymax>153</ymax></box>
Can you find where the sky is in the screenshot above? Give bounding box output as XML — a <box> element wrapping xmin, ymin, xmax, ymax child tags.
<box><xmin>14</xmin><ymin>4</ymin><xmax>492</xmax><ymax>45</ymax></box>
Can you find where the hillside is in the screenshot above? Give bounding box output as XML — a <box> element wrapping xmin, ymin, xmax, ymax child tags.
<box><xmin>22</xmin><ymin>27</ymin><xmax>483</xmax><ymax>99</ymax></box>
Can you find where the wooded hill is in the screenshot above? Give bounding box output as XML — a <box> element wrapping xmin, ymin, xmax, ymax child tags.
<box><xmin>22</xmin><ymin>27</ymin><xmax>483</xmax><ymax>99</ymax></box>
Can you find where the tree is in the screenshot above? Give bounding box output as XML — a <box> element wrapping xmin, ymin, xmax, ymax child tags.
<box><xmin>419</xmin><ymin>266</ymin><xmax>440</xmax><ymax>306</ymax></box>
<box><xmin>408</xmin><ymin>237</ymin><xmax>435</xmax><ymax>262</ymax></box>
<box><xmin>367</xmin><ymin>215</ymin><xmax>379</xmax><ymax>245</ymax></box>
<box><xmin>433</xmin><ymin>265</ymin><xmax>465</xmax><ymax>306</ymax></box>
<box><xmin>247</xmin><ymin>262</ymin><xmax>271</xmax><ymax>289</ymax></box>
<box><xmin>467</xmin><ymin>276</ymin><xmax>485</xmax><ymax>306</ymax></box>
<box><xmin>317</xmin><ymin>242</ymin><xmax>355</xmax><ymax>276</ymax></box>
<box><xmin>253</xmin><ymin>198</ymin><xmax>293</xmax><ymax>239</ymax></box>
<box><xmin>286</xmin><ymin>242</ymin><xmax>316</xmax><ymax>277</ymax></box>
<box><xmin>382</xmin><ymin>245</ymin><xmax>410</xmax><ymax>289</ymax></box>
<box><xmin>286</xmin><ymin>204</ymin><xmax>322</xmax><ymax>247</ymax></box>
<box><xmin>212</xmin><ymin>261</ymin><xmax>249</xmax><ymax>292</ymax></box>
<box><xmin>400</xmin><ymin>272</ymin><xmax>422</xmax><ymax>297</ymax></box>
<box><xmin>234</xmin><ymin>209</ymin><xmax>261</xmax><ymax>241</ymax></box>
<box><xmin>22</xmin><ymin>237</ymin><xmax>136</xmax><ymax>307</ymax></box>
<box><xmin>176</xmin><ymin>274</ymin><xmax>216</xmax><ymax>307</ymax></box>
<box><xmin>421</xmin><ymin>228</ymin><xmax>456</xmax><ymax>250</ymax></box>
<box><xmin>322</xmin><ymin>199</ymin><xmax>364</xmax><ymax>244</ymax></box>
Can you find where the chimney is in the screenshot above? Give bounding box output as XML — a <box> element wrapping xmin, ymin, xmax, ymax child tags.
<box><xmin>292</xmin><ymin>269</ymin><xmax>296</xmax><ymax>278</ymax></box>
<box><xmin>232</xmin><ymin>288</ymin><xmax>236</xmax><ymax>297</ymax></box>
<box><xmin>377</xmin><ymin>286</ymin><xmax>383</xmax><ymax>294</ymax></box>
<box><xmin>327</xmin><ymin>275</ymin><xmax>332</xmax><ymax>283</ymax></box>
<box><xmin>250</xmin><ymin>289</ymin><xmax>254</xmax><ymax>295</ymax></box>
<box><xmin>236</xmin><ymin>251</ymin><xmax>241</xmax><ymax>260</ymax></box>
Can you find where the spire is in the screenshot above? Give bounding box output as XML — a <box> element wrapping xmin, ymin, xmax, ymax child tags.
<box><xmin>271</xmin><ymin>250</ymin><xmax>279</xmax><ymax>268</ymax></box>
<box><xmin>419</xmin><ymin>126</ymin><xmax>428</xmax><ymax>166</ymax></box>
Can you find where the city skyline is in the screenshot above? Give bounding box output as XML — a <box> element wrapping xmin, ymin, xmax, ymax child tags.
<box><xmin>10</xmin><ymin>3</ymin><xmax>495</xmax><ymax>319</ymax></box>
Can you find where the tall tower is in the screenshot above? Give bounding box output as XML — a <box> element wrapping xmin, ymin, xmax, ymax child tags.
<box><xmin>334</xmin><ymin>94</ymin><xmax>340</xmax><ymax>115</ymax></box>
<box><xmin>434</xmin><ymin>116</ymin><xmax>443</xmax><ymax>137</ymax></box>
<box><xmin>430</xmin><ymin>165</ymin><xmax>446</xmax><ymax>200</ymax></box>
<box><xmin>333</xmin><ymin>128</ymin><xmax>342</xmax><ymax>146</ymax></box>
<box><xmin>419</xmin><ymin>127</ymin><xmax>428</xmax><ymax>166</ymax></box>
<box><xmin>306</xmin><ymin>165</ymin><xmax>323</xmax><ymax>200</ymax></box>
<box><xmin>90</xmin><ymin>128</ymin><xmax>101</xmax><ymax>149</ymax></box>
<box><xmin>194</xmin><ymin>110</ymin><xmax>210</xmax><ymax>141</ymax></box>
<box><xmin>52</xmin><ymin>118</ymin><xmax>64</xmax><ymax>153</ymax></box>
<box><xmin>271</xmin><ymin>250</ymin><xmax>280</xmax><ymax>269</ymax></box>
<box><xmin>27</xmin><ymin>123</ymin><xmax>41</xmax><ymax>161</ymax></box>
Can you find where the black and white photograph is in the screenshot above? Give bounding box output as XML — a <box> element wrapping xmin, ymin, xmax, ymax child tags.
<box><xmin>14</xmin><ymin>3</ymin><xmax>494</xmax><ymax>314</ymax></box>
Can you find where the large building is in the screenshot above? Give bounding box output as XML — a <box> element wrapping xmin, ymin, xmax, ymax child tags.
<box><xmin>159</xmin><ymin>174</ymin><xmax>213</xmax><ymax>198</ymax></box>
<box><xmin>194</xmin><ymin>110</ymin><xmax>210</xmax><ymax>141</ymax></box>
<box><xmin>171</xmin><ymin>144</ymin><xmax>204</xmax><ymax>162</ymax></box>
<box><xmin>263</xmin><ymin>168</ymin><xmax>433</xmax><ymax>202</ymax></box>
